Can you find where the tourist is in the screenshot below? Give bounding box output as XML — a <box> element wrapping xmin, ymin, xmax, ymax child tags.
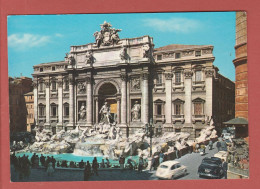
<box><xmin>150</xmin><ymin>155</ymin><xmax>155</xmax><ymax>171</ymax></box>
<box><xmin>57</xmin><ymin>161</ymin><xmax>60</xmax><ymax>167</ymax></box>
<box><xmin>105</xmin><ymin>157</ymin><xmax>110</xmax><ymax>168</ymax></box>
<box><xmin>92</xmin><ymin>157</ymin><xmax>99</xmax><ymax>176</ymax></box>
<box><xmin>61</xmin><ymin>160</ymin><xmax>68</xmax><ymax>168</ymax></box>
<box><xmin>208</xmin><ymin>140</ymin><xmax>213</xmax><ymax>150</ymax></box>
<box><xmin>119</xmin><ymin>155</ymin><xmax>125</xmax><ymax>171</ymax></box>
<box><xmin>40</xmin><ymin>154</ymin><xmax>45</xmax><ymax>167</ymax></box>
<box><xmin>100</xmin><ymin>159</ymin><xmax>105</xmax><ymax>168</ymax></box>
<box><xmin>128</xmin><ymin>156</ymin><xmax>134</xmax><ymax>170</ymax></box>
<box><xmin>47</xmin><ymin>162</ymin><xmax>54</xmax><ymax>176</ymax></box>
<box><xmin>51</xmin><ymin>156</ymin><xmax>56</xmax><ymax>169</ymax></box>
<box><xmin>159</xmin><ymin>151</ymin><xmax>164</xmax><ymax>164</ymax></box>
<box><xmin>84</xmin><ymin>161</ymin><xmax>91</xmax><ymax>181</ymax></box>
<box><xmin>174</xmin><ymin>146</ymin><xmax>179</xmax><ymax>159</ymax></box>
<box><xmin>216</xmin><ymin>140</ymin><xmax>221</xmax><ymax>151</ymax></box>
<box><xmin>196</xmin><ymin>143</ymin><xmax>200</xmax><ymax>153</ymax></box>
<box><xmin>31</xmin><ymin>153</ymin><xmax>36</xmax><ymax>168</ymax></box>
<box><xmin>138</xmin><ymin>156</ymin><xmax>144</xmax><ymax>172</ymax></box>
<box><xmin>79</xmin><ymin>160</ymin><xmax>84</xmax><ymax>169</ymax></box>
<box><xmin>222</xmin><ymin>159</ymin><xmax>228</xmax><ymax>179</ymax></box>
<box><xmin>34</xmin><ymin>155</ymin><xmax>39</xmax><ymax>168</ymax></box>
<box><xmin>221</xmin><ymin>139</ymin><xmax>227</xmax><ymax>151</ymax></box>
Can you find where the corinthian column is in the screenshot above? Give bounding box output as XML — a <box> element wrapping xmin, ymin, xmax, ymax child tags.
<box><xmin>45</xmin><ymin>80</ymin><xmax>50</xmax><ymax>127</ymax></box>
<box><xmin>141</xmin><ymin>73</ymin><xmax>149</xmax><ymax>124</ymax></box>
<box><xmin>165</xmin><ymin>72</ymin><xmax>173</xmax><ymax>124</ymax></box>
<box><xmin>205</xmin><ymin>68</ymin><xmax>214</xmax><ymax>122</ymax></box>
<box><xmin>33</xmin><ymin>81</ymin><xmax>38</xmax><ymax>126</ymax></box>
<box><xmin>68</xmin><ymin>76</ymin><xmax>75</xmax><ymax>128</ymax></box>
<box><xmin>120</xmin><ymin>74</ymin><xmax>127</xmax><ymax>125</ymax></box>
<box><xmin>57</xmin><ymin>80</ymin><xmax>63</xmax><ymax>126</ymax></box>
<box><xmin>184</xmin><ymin>70</ymin><xmax>193</xmax><ymax>124</ymax></box>
<box><xmin>86</xmin><ymin>77</ymin><xmax>93</xmax><ymax>126</ymax></box>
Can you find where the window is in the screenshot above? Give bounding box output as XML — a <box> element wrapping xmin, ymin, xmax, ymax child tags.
<box><xmin>157</xmin><ymin>104</ymin><xmax>162</xmax><ymax>115</ymax></box>
<box><xmin>194</xmin><ymin>102</ymin><xmax>203</xmax><ymax>115</ymax></box>
<box><xmin>64</xmin><ymin>103</ymin><xmax>69</xmax><ymax>116</ymax></box>
<box><xmin>175</xmin><ymin>72</ymin><xmax>181</xmax><ymax>84</ymax></box>
<box><xmin>195</xmin><ymin>50</ymin><xmax>201</xmax><ymax>57</ymax></box>
<box><xmin>157</xmin><ymin>55</ymin><xmax>162</xmax><ymax>60</ymax></box>
<box><xmin>157</xmin><ymin>74</ymin><xmax>163</xmax><ymax>84</ymax></box>
<box><xmin>39</xmin><ymin>105</ymin><xmax>45</xmax><ymax>116</ymax></box>
<box><xmin>51</xmin><ymin>104</ymin><xmax>57</xmax><ymax>116</ymax></box>
<box><xmin>195</xmin><ymin>70</ymin><xmax>202</xmax><ymax>81</ymax></box>
<box><xmin>39</xmin><ymin>82</ymin><xmax>44</xmax><ymax>92</ymax></box>
<box><xmin>175</xmin><ymin>53</ymin><xmax>181</xmax><ymax>59</ymax></box>
<box><xmin>173</xmin><ymin>98</ymin><xmax>184</xmax><ymax>115</ymax></box>
<box><xmin>40</xmin><ymin>68</ymin><xmax>43</xmax><ymax>72</ymax></box>
<box><xmin>52</xmin><ymin>66</ymin><xmax>56</xmax><ymax>71</ymax></box>
<box><xmin>64</xmin><ymin>80</ymin><xmax>69</xmax><ymax>90</ymax></box>
<box><xmin>175</xmin><ymin>104</ymin><xmax>181</xmax><ymax>115</ymax></box>
<box><xmin>51</xmin><ymin>81</ymin><xmax>56</xmax><ymax>91</ymax></box>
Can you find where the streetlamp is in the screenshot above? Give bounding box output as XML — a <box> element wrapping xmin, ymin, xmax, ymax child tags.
<box><xmin>149</xmin><ymin>118</ymin><xmax>154</xmax><ymax>157</ymax></box>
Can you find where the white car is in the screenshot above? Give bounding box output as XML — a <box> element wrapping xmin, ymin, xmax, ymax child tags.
<box><xmin>214</xmin><ymin>151</ymin><xmax>228</xmax><ymax>161</ymax></box>
<box><xmin>155</xmin><ymin>160</ymin><xmax>187</xmax><ymax>180</ymax></box>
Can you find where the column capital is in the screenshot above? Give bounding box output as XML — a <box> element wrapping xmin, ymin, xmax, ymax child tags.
<box><xmin>44</xmin><ymin>80</ymin><xmax>50</xmax><ymax>88</ymax></box>
<box><xmin>57</xmin><ymin>80</ymin><xmax>63</xmax><ymax>87</ymax></box>
<box><xmin>142</xmin><ymin>73</ymin><xmax>149</xmax><ymax>80</ymax></box>
<box><xmin>120</xmin><ymin>74</ymin><xmax>127</xmax><ymax>81</ymax></box>
<box><xmin>165</xmin><ymin>73</ymin><xmax>173</xmax><ymax>80</ymax></box>
<box><xmin>32</xmin><ymin>82</ymin><xmax>38</xmax><ymax>88</ymax></box>
<box><xmin>94</xmin><ymin>96</ymin><xmax>99</xmax><ymax>101</ymax></box>
<box><xmin>86</xmin><ymin>77</ymin><xmax>92</xmax><ymax>84</ymax></box>
<box><xmin>205</xmin><ymin>68</ymin><xmax>215</xmax><ymax>78</ymax></box>
<box><xmin>184</xmin><ymin>70</ymin><xmax>193</xmax><ymax>79</ymax></box>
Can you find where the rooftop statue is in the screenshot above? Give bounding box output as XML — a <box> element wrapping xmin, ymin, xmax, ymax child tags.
<box><xmin>93</xmin><ymin>21</ymin><xmax>122</xmax><ymax>48</ymax></box>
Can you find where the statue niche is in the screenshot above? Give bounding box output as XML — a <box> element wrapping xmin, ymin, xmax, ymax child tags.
<box><xmin>131</xmin><ymin>100</ymin><xmax>141</xmax><ymax>121</ymax></box>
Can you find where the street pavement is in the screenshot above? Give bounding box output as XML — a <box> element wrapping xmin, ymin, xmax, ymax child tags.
<box><xmin>11</xmin><ymin>142</ymin><xmax>222</xmax><ymax>182</ymax></box>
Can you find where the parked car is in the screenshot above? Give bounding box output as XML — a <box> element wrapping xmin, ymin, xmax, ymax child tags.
<box><xmin>214</xmin><ymin>151</ymin><xmax>228</xmax><ymax>162</ymax></box>
<box><xmin>198</xmin><ymin>157</ymin><xmax>224</xmax><ymax>179</ymax></box>
<box><xmin>156</xmin><ymin>160</ymin><xmax>187</xmax><ymax>180</ymax></box>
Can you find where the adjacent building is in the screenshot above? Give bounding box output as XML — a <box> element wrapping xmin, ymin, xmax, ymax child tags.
<box><xmin>24</xmin><ymin>91</ymin><xmax>35</xmax><ymax>132</ymax></box>
<box><xmin>32</xmin><ymin>22</ymin><xmax>234</xmax><ymax>138</ymax></box>
<box><xmin>9</xmin><ymin>77</ymin><xmax>33</xmax><ymax>133</ymax></box>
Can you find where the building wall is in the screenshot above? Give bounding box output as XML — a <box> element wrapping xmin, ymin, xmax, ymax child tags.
<box><xmin>25</xmin><ymin>93</ymin><xmax>34</xmax><ymax>132</ymax></box>
<box><xmin>233</xmin><ymin>11</ymin><xmax>248</xmax><ymax>119</ymax></box>
<box><xmin>32</xmin><ymin>35</ymin><xmax>235</xmax><ymax>139</ymax></box>
<box><xmin>9</xmin><ymin>77</ymin><xmax>33</xmax><ymax>133</ymax></box>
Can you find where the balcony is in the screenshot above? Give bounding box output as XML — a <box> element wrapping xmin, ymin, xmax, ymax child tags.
<box><xmin>192</xmin><ymin>114</ymin><xmax>206</xmax><ymax>123</ymax></box>
<box><xmin>192</xmin><ymin>81</ymin><xmax>205</xmax><ymax>90</ymax></box>
<box><xmin>172</xmin><ymin>82</ymin><xmax>184</xmax><ymax>91</ymax></box>
<box><xmin>172</xmin><ymin>114</ymin><xmax>185</xmax><ymax>123</ymax></box>
<box><xmin>154</xmin><ymin>83</ymin><xmax>165</xmax><ymax>92</ymax></box>
<box><xmin>153</xmin><ymin>114</ymin><xmax>165</xmax><ymax>123</ymax></box>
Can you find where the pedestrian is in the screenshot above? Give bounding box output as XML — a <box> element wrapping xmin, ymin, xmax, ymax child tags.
<box><xmin>196</xmin><ymin>143</ymin><xmax>200</xmax><ymax>153</ymax></box>
<box><xmin>208</xmin><ymin>140</ymin><xmax>213</xmax><ymax>150</ymax></box>
<box><xmin>105</xmin><ymin>157</ymin><xmax>110</xmax><ymax>168</ymax></box>
<box><xmin>100</xmin><ymin>159</ymin><xmax>105</xmax><ymax>168</ymax></box>
<box><xmin>79</xmin><ymin>160</ymin><xmax>84</xmax><ymax>169</ymax></box>
<box><xmin>222</xmin><ymin>159</ymin><xmax>228</xmax><ymax>179</ymax></box>
<box><xmin>138</xmin><ymin>156</ymin><xmax>144</xmax><ymax>172</ymax></box>
<box><xmin>47</xmin><ymin>162</ymin><xmax>54</xmax><ymax>176</ymax></box>
<box><xmin>150</xmin><ymin>155</ymin><xmax>155</xmax><ymax>171</ymax></box>
<box><xmin>127</xmin><ymin>156</ymin><xmax>134</xmax><ymax>170</ymax></box>
<box><xmin>119</xmin><ymin>155</ymin><xmax>125</xmax><ymax>171</ymax></box>
<box><xmin>40</xmin><ymin>154</ymin><xmax>45</xmax><ymax>167</ymax></box>
<box><xmin>221</xmin><ymin>139</ymin><xmax>227</xmax><ymax>151</ymax></box>
<box><xmin>174</xmin><ymin>146</ymin><xmax>179</xmax><ymax>159</ymax></box>
<box><xmin>216</xmin><ymin>140</ymin><xmax>221</xmax><ymax>152</ymax></box>
<box><xmin>84</xmin><ymin>161</ymin><xmax>91</xmax><ymax>181</ymax></box>
<box><xmin>159</xmin><ymin>151</ymin><xmax>164</xmax><ymax>164</ymax></box>
<box><xmin>92</xmin><ymin>157</ymin><xmax>99</xmax><ymax>176</ymax></box>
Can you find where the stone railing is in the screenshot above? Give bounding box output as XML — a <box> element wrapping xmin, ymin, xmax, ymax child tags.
<box><xmin>172</xmin><ymin>114</ymin><xmax>185</xmax><ymax>123</ymax></box>
<box><xmin>172</xmin><ymin>82</ymin><xmax>184</xmax><ymax>91</ymax></box>
<box><xmin>192</xmin><ymin>81</ymin><xmax>205</xmax><ymax>90</ymax></box>
<box><xmin>192</xmin><ymin>114</ymin><xmax>206</xmax><ymax>123</ymax></box>
<box><xmin>154</xmin><ymin>83</ymin><xmax>165</xmax><ymax>92</ymax></box>
<box><xmin>153</xmin><ymin>114</ymin><xmax>165</xmax><ymax>123</ymax></box>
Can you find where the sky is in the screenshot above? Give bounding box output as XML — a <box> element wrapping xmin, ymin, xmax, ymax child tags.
<box><xmin>8</xmin><ymin>12</ymin><xmax>236</xmax><ymax>81</ymax></box>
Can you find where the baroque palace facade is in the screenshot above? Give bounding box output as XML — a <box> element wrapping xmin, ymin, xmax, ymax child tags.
<box><xmin>32</xmin><ymin>22</ymin><xmax>234</xmax><ymax>139</ymax></box>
